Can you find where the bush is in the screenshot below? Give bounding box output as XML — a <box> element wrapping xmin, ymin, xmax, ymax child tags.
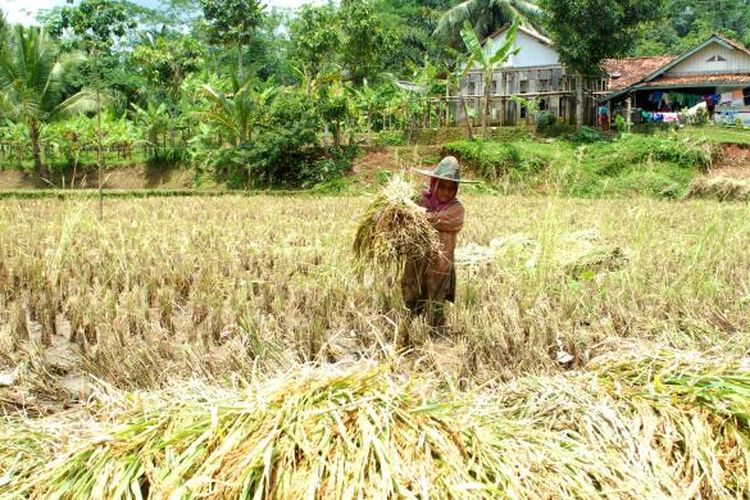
<box><xmin>686</xmin><ymin>107</ymin><xmax>710</xmax><ymax>126</ymax></box>
<box><xmin>536</xmin><ymin>111</ymin><xmax>557</xmax><ymax>132</ymax></box>
<box><xmin>571</xmin><ymin>126</ymin><xmax>604</xmax><ymax>143</ymax></box>
<box><xmin>372</xmin><ymin>130</ymin><xmax>406</xmax><ymax>147</ymax></box>
<box><xmin>443</xmin><ymin>140</ymin><xmax>550</xmax><ymax>181</ymax></box>
<box><xmin>201</xmin><ymin>92</ymin><xmax>351</xmax><ymax>189</ymax></box>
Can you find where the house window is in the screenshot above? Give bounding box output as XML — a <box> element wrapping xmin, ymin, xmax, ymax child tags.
<box><xmin>468</xmin><ymin>82</ymin><xmax>476</xmax><ymax>95</ymax></box>
<box><xmin>491</xmin><ymin>80</ymin><xmax>498</xmax><ymax>94</ymax></box>
<box><xmin>538</xmin><ymin>79</ymin><xmax>549</xmax><ymax>93</ymax></box>
<box><xmin>520</xmin><ymin>80</ymin><xmax>529</xmax><ymax>94</ymax></box>
<box><xmin>707</xmin><ymin>54</ymin><xmax>727</xmax><ymax>62</ymax></box>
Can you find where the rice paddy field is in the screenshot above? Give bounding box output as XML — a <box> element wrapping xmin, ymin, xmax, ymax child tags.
<box><xmin>1</xmin><ymin>192</ymin><xmax>750</xmax><ymax>497</ymax></box>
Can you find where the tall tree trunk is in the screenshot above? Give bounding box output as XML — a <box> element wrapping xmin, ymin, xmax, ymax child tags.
<box><xmin>29</xmin><ymin>120</ymin><xmax>43</xmax><ymax>179</ymax></box>
<box><xmin>483</xmin><ymin>68</ymin><xmax>492</xmax><ymax>138</ymax></box>
<box><xmin>575</xmin><ymin>73</ymin><xmax>584</xmax><ymax>130</ymax></box>
<box><xmin>95</xmin><ymin>48</ymin><xmax>104</xmax><ymax>220</ymax></box>
<box><xmin>459</xmin><ymin>95</ymin><xmax>474</xmax><ymax>140</ymax></box>
<box><xmin>237</xmin><ymin>40</ymin><xmax>243</xmax><ymax>75</ymax></box>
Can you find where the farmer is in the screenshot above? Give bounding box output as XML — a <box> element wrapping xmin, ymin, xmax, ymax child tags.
<box><xmin>403</xmin><ymin>156</ymin><xmax>472</xmax><ymax>333</ymax></box>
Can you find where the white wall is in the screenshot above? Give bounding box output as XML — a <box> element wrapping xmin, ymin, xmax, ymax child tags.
<box><xmin>484</xmin><ymin>30</ymin><xmax>560</xmax><ymax>68</ymax></box>
<box><xmin>667</xmin><ymin>41</ymin><xmax>750</xmax><ymax>75</ymax></box>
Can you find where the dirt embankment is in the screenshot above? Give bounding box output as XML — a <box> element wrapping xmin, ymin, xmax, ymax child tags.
<box><xmin>349</xmin><ymin>146</ymin><xmax>443</xmax><ymax>186</ymax></box>
<box><xmin>708</xmin><ymin>143</ymin><xmax>750</xmax><ymax>179</ymax></box>
<box><xmin>0</xmin><ymin>165</ymin><xmax>195</xmax><ymax>190</ymax></box>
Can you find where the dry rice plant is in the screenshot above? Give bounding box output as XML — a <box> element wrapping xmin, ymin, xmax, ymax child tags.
<box><xmin>2</xmin><ymin>346</ymin><xmax>749</xmax><ymax>498</ymax></box>
<box><xmin>0</xmin><ymin>195</ymin><xmax>749</xmax><ymax>397</ymax></box>
<box><xmin>353</xmin><ymin>175</ymin><xmax>440</xmax><ymax>270</ymax></box>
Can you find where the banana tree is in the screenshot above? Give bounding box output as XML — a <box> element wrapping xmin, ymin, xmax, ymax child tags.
<box><xmin>460</xmin><ymin>20</ymin><xmax>519</xmax><ymax>136</ymax></box>
<box><xmin>130</xmin><ymin>100</ymin><xmax>170</xmax><ymax>149</ymax></box>
<box><xmin>348</xmin><ymin>79</ymin><xmax>394</xmax><ymax>143</ymax></box>
<box><xmin>201</xmin><ymin>71</ymin><xmax>279</xmax><ymax>147</ymax></box>
<box><xmin>0</xmin><ymin>26</ymin><xmax>96</xmax><ymax>178</ymax></box>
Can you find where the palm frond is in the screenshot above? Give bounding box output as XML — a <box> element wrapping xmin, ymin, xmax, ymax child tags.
<box><xmin>435</xmin><ymin>0</ymin><xmax>541</xmax><ymax>47</ymax></box>
<box><xmin>49</xmin><ymin>89</ymin><xmax>106</xmax><ymax>120</ymax></box>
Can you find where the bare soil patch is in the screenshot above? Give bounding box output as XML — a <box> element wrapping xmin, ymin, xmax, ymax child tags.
<box><xmin>350</xmin><ymin>146</ymin><xmax>443</xmax><ymax>186</ymax></box>
<box><xmin>709</xmin><ymin>143</ymin><xmax>750</xmax><ymax>179</ymax></box>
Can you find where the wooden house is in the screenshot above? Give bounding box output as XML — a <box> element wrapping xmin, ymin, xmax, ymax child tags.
<box><xmin>454</xmin><ymin>25</ymin><xmax>601</xmax><ymax>126</ymax></box>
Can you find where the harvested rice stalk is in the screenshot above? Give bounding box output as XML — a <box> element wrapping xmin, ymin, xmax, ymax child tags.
<box><xmin>353</xmin><ymin>175</ymin><xmax>440</xmax><ymax>270</ymax></box>
<box><xmin>5</xmin><ymin>347</ymin><xmax>750</xmax><ymax>498</ymax></box>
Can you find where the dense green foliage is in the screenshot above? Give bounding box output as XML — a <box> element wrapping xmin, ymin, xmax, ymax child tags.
<box><xmin>635</xmin><ymin>0</ymin><xmax>750</xmax><ymax>55</ymax></box>
<box><xmin>0</xmin><ymin>0</ymin><xmax>746</xmax><ymax>189</ymax></box>
<box><xmin>539</xmin><ymin>0</ymin><xmax>663</xmax><ymax>76</ymax></box>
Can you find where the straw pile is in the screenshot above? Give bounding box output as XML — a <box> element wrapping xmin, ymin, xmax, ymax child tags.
<box><xmin>455</xmin><ymin>229</ymin><xmax>627</xmax><ymax>278</ymax></box>
<box><xmin>353</xmin><ymin>175</ymin><xmax>440</xmax><ymax>269</ymax></box>
<box><xmin>2</xmin><ymin>346</ymin><xmax>749</xmax><ymax>498</ymax></box>
<box><xmin>685</xmin><ymin>177</ymin><xmax>750</xmax><ymax>202</ymax></box>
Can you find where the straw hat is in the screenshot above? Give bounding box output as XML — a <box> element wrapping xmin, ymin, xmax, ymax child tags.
<box><xmin>414</xmin><ymin>156</ymin><xmax>477</xmax><ymax>183</ymax></box>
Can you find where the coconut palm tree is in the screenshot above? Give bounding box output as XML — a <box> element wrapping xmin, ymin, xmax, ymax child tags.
<box><xmin>435</xmin><ymin>0</ymin><xmax>540</xmax><ymax>48</ymax></box>
<box><xmin>0</xmin><ymin>25</ymin><xmax>95</xmax><ymax>178</ymax></box>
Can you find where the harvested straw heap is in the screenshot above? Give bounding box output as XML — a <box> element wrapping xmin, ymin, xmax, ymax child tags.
<box><xmin>2</xmin><ymin>345</ymin><xmax>750</xmax><ymax>498</ymax></box>
<box><xmin>353</xmin><ymin>175</ymin><xmax>440</xmax><ymax>269</ymax></box>
<box><xmin>685</xmin><ymin>177</ymin><xmax>750</xmax><ymax>202</ymax></box>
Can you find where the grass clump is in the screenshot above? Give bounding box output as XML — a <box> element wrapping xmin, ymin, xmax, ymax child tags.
<box><xmin>353</xmin><ymin>174</ymin><xmax>440</xmax><ymax>270</ymax></box>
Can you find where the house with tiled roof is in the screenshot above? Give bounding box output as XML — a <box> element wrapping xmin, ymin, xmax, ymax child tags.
<box><xmin>601</xmin><ymin>34</ymin><xmax>750</xmax><ymax>125</ymax></box>
<box><xmin>453</xmin><ymin>31</ymin><xmax>750</xmax><ymax>127</ymax></box>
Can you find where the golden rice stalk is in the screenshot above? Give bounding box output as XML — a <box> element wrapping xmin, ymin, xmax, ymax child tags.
<box><xmin>353</xmin><ymin>175</ymin><xmax>440</xmax><ymax>270</ymax></box>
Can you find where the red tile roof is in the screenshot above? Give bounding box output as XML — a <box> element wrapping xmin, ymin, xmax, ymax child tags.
<box><xmin>602</xmin><ymin>57</ymin><xmax>676</xmax><ymax>91</ymax></box>
<box><xmin>641</xmin><ymin>73</ymin><xmax>750</xmax><ymax>88</ymax></box>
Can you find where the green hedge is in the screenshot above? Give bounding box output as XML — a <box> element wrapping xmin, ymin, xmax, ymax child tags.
<box><xmin>443</xmin><ymin>134</ymin><xmax>717</xmax><ymax>198</ymax></box>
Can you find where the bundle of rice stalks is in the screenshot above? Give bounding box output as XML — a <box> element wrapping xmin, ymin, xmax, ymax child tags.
<box><xmin>455</xmin><ymin>229</ymin><xmax>627</xmax><ymax>278</ymax></box>
<box><xmin>563</xmin><ymin>246</ymin><xmax>627</xmax><ymax>278</ymax></box>
<box><xmin>4</xmin><ymin>347</ymin><xmax>750</xmax><ymax>498</ymax></box>
<box><xmin>353</xmin><ymin>175</ymin><xmax>440</xmax><ymax>270</ymax></box>
<box><xmin>685</xmin><ymin>177</ymin><xmax>750</xmax><ymax>202</ymax></box>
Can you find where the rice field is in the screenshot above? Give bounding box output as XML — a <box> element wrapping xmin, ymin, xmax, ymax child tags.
<box><xmin>1</xmin><ymin>192</ymin><xmax>750</xmax><ymax>496</ymax></box>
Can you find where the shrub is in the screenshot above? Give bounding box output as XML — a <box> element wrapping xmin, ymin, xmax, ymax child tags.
<box><xmin>372</xmin><ymin>130</ymin><xmax>406</xmax><ymax>146</ymax></box>
<box><xmin>536</xmin><ymin>111</ymin><xmax>557</xmax><ymax>131</ymax></box>
<box><xmin>571</xmin><ymin>126</ymin><xmax>604</xmax><ymax>143</ymax></box>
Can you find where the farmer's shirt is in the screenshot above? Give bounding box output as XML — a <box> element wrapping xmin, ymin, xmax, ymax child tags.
<box><xmin>418</xmin><ymin>197</ymin><xmax>464</xmax><ymax>275</ymax></box>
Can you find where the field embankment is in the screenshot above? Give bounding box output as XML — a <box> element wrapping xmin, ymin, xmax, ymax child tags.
<box><xmin>4</xmin><ymin>127</ymin><xmax>750</xmax><ymax>198</ymax></box>
<box><xmin>443</xmin><ymin>133</ymin><xmax>716</xmax><ymax>197</ymax></box>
